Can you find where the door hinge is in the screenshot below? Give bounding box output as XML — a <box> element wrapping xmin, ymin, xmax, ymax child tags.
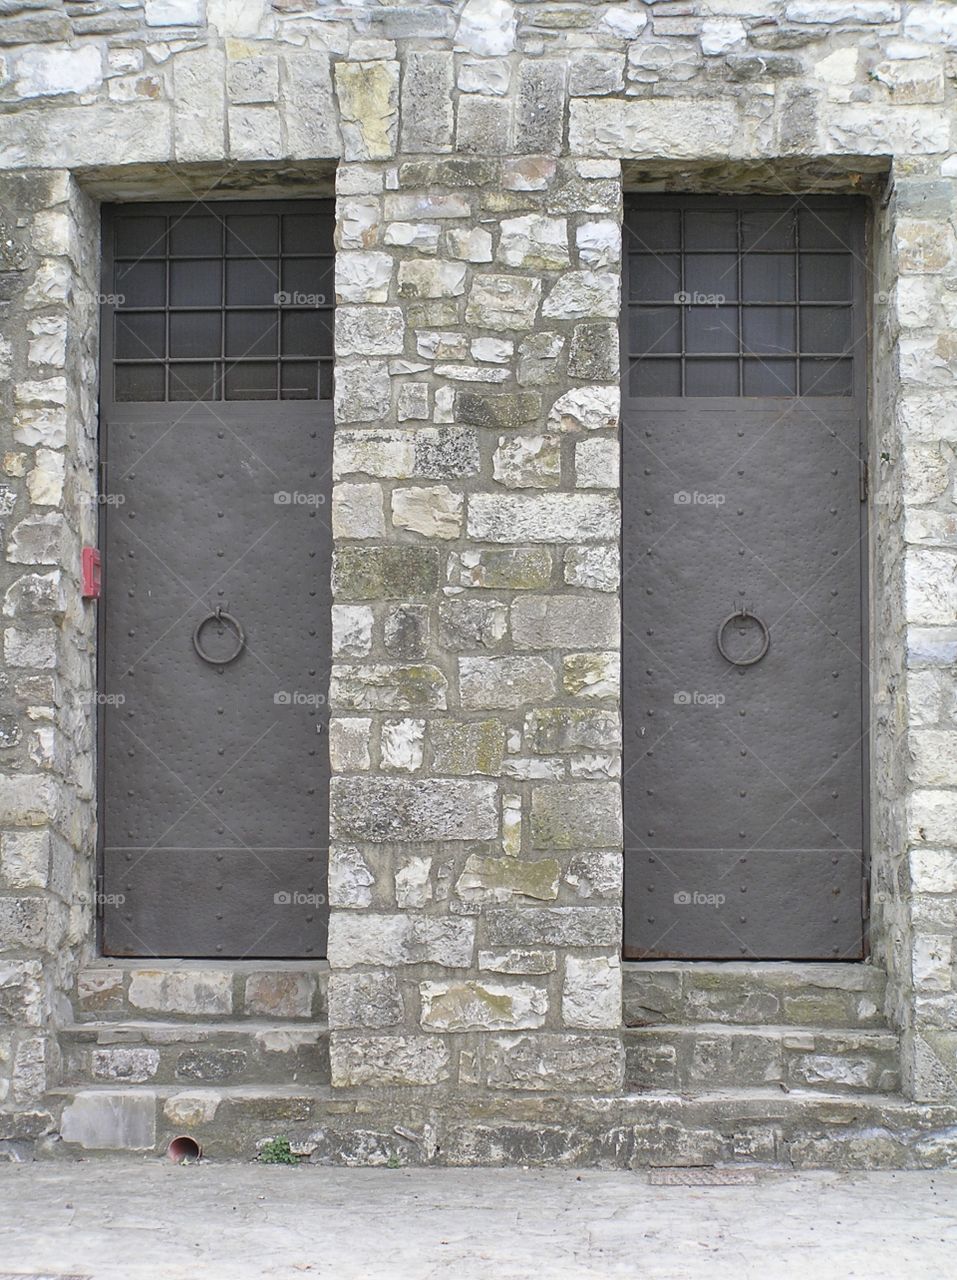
<box><xmin>859</xmin><ymin>458</ymin><xmax>868</xmax><ymax>503</ymax></box>
<box><xmin>861</xmin><ymin>874</ymin><xmax>871</xmax><ymax>921</ymax></box>
<box><xmin>94</xmin><ymin>872</ymin><xmax>105</xmax><ymax>918</ymax></box>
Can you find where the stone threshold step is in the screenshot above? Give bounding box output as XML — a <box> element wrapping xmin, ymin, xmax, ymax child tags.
<box><xmin>625</xmin><ymin>1023</ymin><xmax>898</xmax><ymax>1043</ymax></box>
<box><xmin>61</xmin><ymin>1020</ymin><xmax>329</xmax><ymax>1039</ymax></box>
<box><xmin>59</xmin><ymin>1022</ymin><xmax>330</xmax><ymax>1089</ymax></box>
<box><xmin>623</xmin><ymin>961</ymin><xmax>887</xmax><ymax>1029</ymax></box>
<box><xmin>625</xmin><ymin>1023</ymin><xmax>900</xmax><ymax>1095</ymax></box>
<box><xmin>74</xmin><ymin>962</ymin><xmax>328</xmax><ymax>1023</ymax></box>
<box><xmin>42</xmin><ymin>1085</ymin><xmax>957</xmax><ymax>1169</ymax></box>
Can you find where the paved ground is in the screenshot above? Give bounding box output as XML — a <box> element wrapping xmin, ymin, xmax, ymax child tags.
<box><xmin>0</xmin><ymin>1163</ymin><xmax>954</xmax><ymax>1279</ymax></box>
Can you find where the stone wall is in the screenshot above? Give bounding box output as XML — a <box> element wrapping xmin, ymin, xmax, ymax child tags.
<box><xmin>0</xmin><ymin>0</ymin><xmax>956</xmax><ymax>1119</ymax></box>
<box><xmin>1</xmin><ymin>167</ymin><xmax>98</xmax><ymax>1112</ymax></box>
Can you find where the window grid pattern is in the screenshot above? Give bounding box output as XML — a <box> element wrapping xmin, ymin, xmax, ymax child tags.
<box><xmin>624</xmin><ymin>201</ymin><xmax>857</xmax><ymax>398</ymax></box>
<box><xmin>110</xmin><ymin>206</ymin><xmax>334</xmax><ymax>403</ymax></box>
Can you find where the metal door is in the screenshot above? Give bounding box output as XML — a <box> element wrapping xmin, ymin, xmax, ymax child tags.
<box><xmin>98</xmin><ymin>201</ymin><xmax>333</xmax><ymax>958</ymax></box>
<box><xmin>622</xmin><ymin>195</ymin><xmax>868</xmax><ymax>960</ymax></box>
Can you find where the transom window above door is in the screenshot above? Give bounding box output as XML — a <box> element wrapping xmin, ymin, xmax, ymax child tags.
<box><xmin>623</xmin><ymin>195</ymin><xmax>864</xmax><ymax>398</ymax></box>
<box><xmin>104</xmin><ymin>200</ymin><xmax>334</xmax><ymax>403</ymax></box>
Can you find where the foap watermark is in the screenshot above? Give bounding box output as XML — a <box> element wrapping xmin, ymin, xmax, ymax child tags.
<box><xmin>274</xmin><ymin>890</ymin><xmax>327</xmax><ymax>906</ymax></box>
<box><xmin>674</xmin><ymin>490</ymin><xmax>725</xmax><ymax>507</ymax></box>
<box><xmin>674</xmin><ymin>890</ymin><xmax>726</xmax><ymax>908</ymax></box>
<box><xmin>274</xmin><ymin>491</ymin><xmax>326</xmax><ymax>507</ymax></box>
<box><xmin>81</xmin><ymin>291</ymin><xmax>126</xmax><ymax>307</ymax></box>
<box><xmin>86</xmin><ymin>691</ymin><xmax>126</xmax><ymax>707</ymax></box>
<box><xmin>86</xmin><ymin>492</ymin><xmax>126</xmax><ymax>507</ymax></box>
<box><xmin>77</xmin><ymin>890</ymin><xmax>126</xmax><ymax>907</ymax></box>
<box><xmin>674</xmin><ymin>690</ymin><xmax>725</xmax><ymax>708</ymax></box>
<box><xmin>274</xmin><ymin>690</ymin><xmax>326</xmax><ymax>708</ymax></box>
<box><xmin>275</xmin><ymin>291</ymin><xmax>326</xmax><ymax>307</ymax></box>
<box><xmin>675</xmin><ymin>291</ymin><xmax>725</xmax><ymax>306</ymax></box>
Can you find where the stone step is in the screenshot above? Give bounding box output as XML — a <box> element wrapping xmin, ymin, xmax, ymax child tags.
<box><xmin>622</xmin><ymin>961</ymin><xmax>887</xmax><ymax>1029</ymax></box>
<box><xmin>59</xmin><ymin>1021</ymin><xmax>330</xmax><ymax>1088</ymax></box>
<box><xmin>73</xmin><ymin>961</ymin><xmax>328</xmax><ymax>1023</ymax></box>
<box><xmin>41</xmin><ymin>1084</ymin><xmax>956</xmax><ymax>1168</ymax></box>
<box><xmin>624</xmin><ymin>1024</ymin><xmax>900</xmax><ymax>1095</ymax></box>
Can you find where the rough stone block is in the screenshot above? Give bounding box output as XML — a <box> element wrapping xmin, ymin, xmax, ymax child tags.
<box><xmin>485</xmin><ymin>906</ymin><xmax>621</xmax><ymax>947</ymax></box>
<box><xmin>335</xmin><ymin>306</ymin><xmax>405</xmax><ymax>356</ymax></box>
<box><xmin>467</xmin><ymin>493</ymin><xmax>619</xmax><ymax>543</ymax></box>
<box><xmin>400</xmin><ymin>51</ymin><xmax>454</xmax><ymax>152</ymax></box>
<box><xmin>530</xmin><ymin>782</ymin><xmax>622</xmax><ymax>849</ymax></box>
<box><xmin>398</xmin><ymin>259</ymin><xmax>468</xmax><ymax>299</ymax></box>
<box><xmin>331</xmin><ymin>605</ymin><xmax>374</xmax><ymax>658</ymax></box>
<box><xmin>515</xmin><ymin>59</ymin><xmax>566</xmax><ymax>155</ymax></box>
<box><xmin>465</xmin><ymin>274</ymin><xmax>542</xmax><ymax>330</ymax></box>
<box><xmin>420</xmin><ymin>979</ymin><xmax>548</xmax><ymax>1031</ymax></box>
<box><xmin>438</xmin><ymin>598</ymin><xmax>508</xmax><ymax>649</ymax></box>
<box><xmin>330</xmin><ymin>664</ymin><xmax>447</xmax><ymax>712</ymax></box>
<box><xmin>391</xmin><ymin>485</ymin><xmax>464</xmax><ymax>539</ymax></box>
<box><xmin>493</xmin><ymin>435</ymin><xmax>561</xmax><ymax>489</ymax></box>
<box><xmin>0</xmin><ymin>897</ymin><xmax>46</xmax><ymax>948</ymax></box>
<box><xmin>456</xmin><ymin>854</ymin><xmax>560</xmax><ymax>905</ymax></box>
<box><xmin>244</xmin><ymin>971</ymin><xmax>317</xmax><ymax>1019</ymax></box>
<box><xmin>91</xmin><ymin>1047</ymin><xmax>160</xmax><ymax>1083</ymax></box>
<box><xmin>331</xmin><ymin>777</ymin><xmax>498</xmax><ymax>841</ymax></box>
<box><xmin>328</xmin><ymin>845</ymin><xmax>375</xmax><ymax>910</ymax></box>
<box><xmin>563</xmin><ymin>652</ymin><xmax>620</xmax><ymax>699</ymax></box>
<box><xmin>568</xmin><ymin>322</ymin><xmax>619</xmax><ymax>380</ymax></box>
<box><xmin>457</xmin><ymin>95</ymin><xmax>512</xmax><ymax>154</ymax></box>
<box><xmin>562</xmin><ymin>955</ymin><xmax>622</xmax><ymax>1029</ymax></box>
<box><xmin>384</xmin><ymin>604</ymin><xmax>430</xmax><ymax>659</ymax></box>
<box><xmin>485</xmin><ymin>1033</ymin><xmax>624</xmax><ymax>1091</ymax></box>
<box><xmin>455</xmin><ymin>390</ymin><xmax>542</xmax><ymax>430</ymax></box>
<box><xmin>448</xmin><ymin>546</ymin><xmax>552</xmax><ymax>590</ymax></box>
<box><xmin>563</xmin><ymin>545</ymin><xmax>620</xmax><ymax>592</ymax></box>
<box><xmin>335</xmin><ymin>60</ymin><xmax>399</xmax><ymax>160</ymax></box>
<box><xmin>331</xmin><ymin>1033</ymin><xmax>450</xmax><ymax>1086</ymax></box>
<box><xmin>328</xmin><ymin>971</ymin><xmax>403</xmax><ymax>1029</ymax></box>
<box><xmin>459</xmin><ymin>656</ymin><xmax>557</xmax><ymax>709</ymax></box>
<box><xmin>511</xmin><ymin>595</ymin><xmax>620</xmax><ymax>650</ymax></box>
<box><xmin>333</xmin><ymin>546</ymin><xmax>439</xmax><ymax>599</ymax></box>
<box><xmin>60</xmin><ymin>1091</ymin><xmax>156</xmax><ymax>1151</ymax></box>
<box><xmin>478</xmin><ymin>949</ymin><xmax>557</xmax><ymax>975</ymax></box>
<box><xmin>525</xmin><ymin>708</ymin><xmax>621</xmax><ymax>754</ymax></box>
<box><xmin>327</xmin><ymin>912</ymin><xmax>476</xmax><ymax>968</ymax></box>
<box><xmin>0</xmin><ymin>960</ymin><xmax>44</xmax><ymax>1025</ymax></box>
<box><xmin>431</xmin><ymin>719</ymin><xmax>506</xmax><ymax>775</ymax></box>
<box><xmin>569</xmin><ymin>97</ymin><xmax>740</xmax><ymax>158</ymax></box>
<box><xmin>380</xmin><ymin>718</ymin><xmax>425</xmax><ymax>772</ymax></box>
<box><xmin>128</xmin><ymin>970</ymin><xmax>233</xmax><ymax>1016</ymax></box>
<box><xmin>394</xmin><ymin>855</ymin><xmax>433</xmax><ymax>909</ymax></box>
<box><xmin>76</xmin><ymin>969</ymin><xmax>125</xmax><ymax>1016</ymax></box>
<box><xmin>575</xmin><ymin>438</ymin><xmax>619</xmax><ymax>489</ymax></box>
<box><xmin>334</xmin><ymin>361</ymin><xmax>392</xmax><ymax>423</ymax></box>
<box><xmin>332</xmin><ymin>483</ymin><xmax>386</xmax><ymax>540</ymax></box>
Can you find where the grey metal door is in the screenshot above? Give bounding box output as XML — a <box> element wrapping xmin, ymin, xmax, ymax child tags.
<box><xmin>98</xmin><ymin>201</ymin><xmax>333</xmax><ymax>958</ymax></box>
<box><xmin>622</xmin><ymin>195</ymin><xmax>868</xmax><ymax>960</ymax></box>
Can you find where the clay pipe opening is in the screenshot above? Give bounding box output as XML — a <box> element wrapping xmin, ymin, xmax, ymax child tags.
<box><xmin>167</xmin><ymin>1135</ymin><xmax>202</xmax><ymax>1163</ymax></box>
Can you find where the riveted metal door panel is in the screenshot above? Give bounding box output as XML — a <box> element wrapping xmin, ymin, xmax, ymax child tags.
<box><xmin>97</xmin><ymin>202</ymin><xmax>333</xmax><ymax>958</ymax></box>
<box><xmin>622</xmin><ymin>196</ymin><xmax>867</xmax><ymax>960</ymax></box>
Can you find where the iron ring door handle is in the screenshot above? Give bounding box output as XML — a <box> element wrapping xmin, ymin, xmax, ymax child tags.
<box><xmin>193</xmin><ymin>608</ymin><xmax>245</xmax><ymax>665</ymax></box>
<box><xmin>716</xmin><ymin>609</ymin><xmax>770</xmax><ymax>667</ymax></box>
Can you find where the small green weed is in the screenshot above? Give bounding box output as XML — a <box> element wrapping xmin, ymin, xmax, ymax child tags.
<box><xmin>259</xmin><ymin>1136</ymin><xmax>299</xmax><ymax>1165</ymax></box>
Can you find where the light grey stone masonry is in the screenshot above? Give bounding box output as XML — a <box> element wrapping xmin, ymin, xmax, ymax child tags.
<box><xmin>0</xmin><ymin>0</ymin><xmax>955</xmax><ymax>1153</ymax></box>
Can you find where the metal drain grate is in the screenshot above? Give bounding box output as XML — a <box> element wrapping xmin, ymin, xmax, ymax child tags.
<box><xmin>648</xmin><ymin>1167</ymin><xmax>759</xmax><ymax>1186</ymax></box>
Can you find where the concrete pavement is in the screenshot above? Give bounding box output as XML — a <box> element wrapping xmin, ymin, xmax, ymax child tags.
<box><xmin>0</xmin><ymin>1163</ymin><xmax>954</xmax><ymax>1279</ymax></box>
